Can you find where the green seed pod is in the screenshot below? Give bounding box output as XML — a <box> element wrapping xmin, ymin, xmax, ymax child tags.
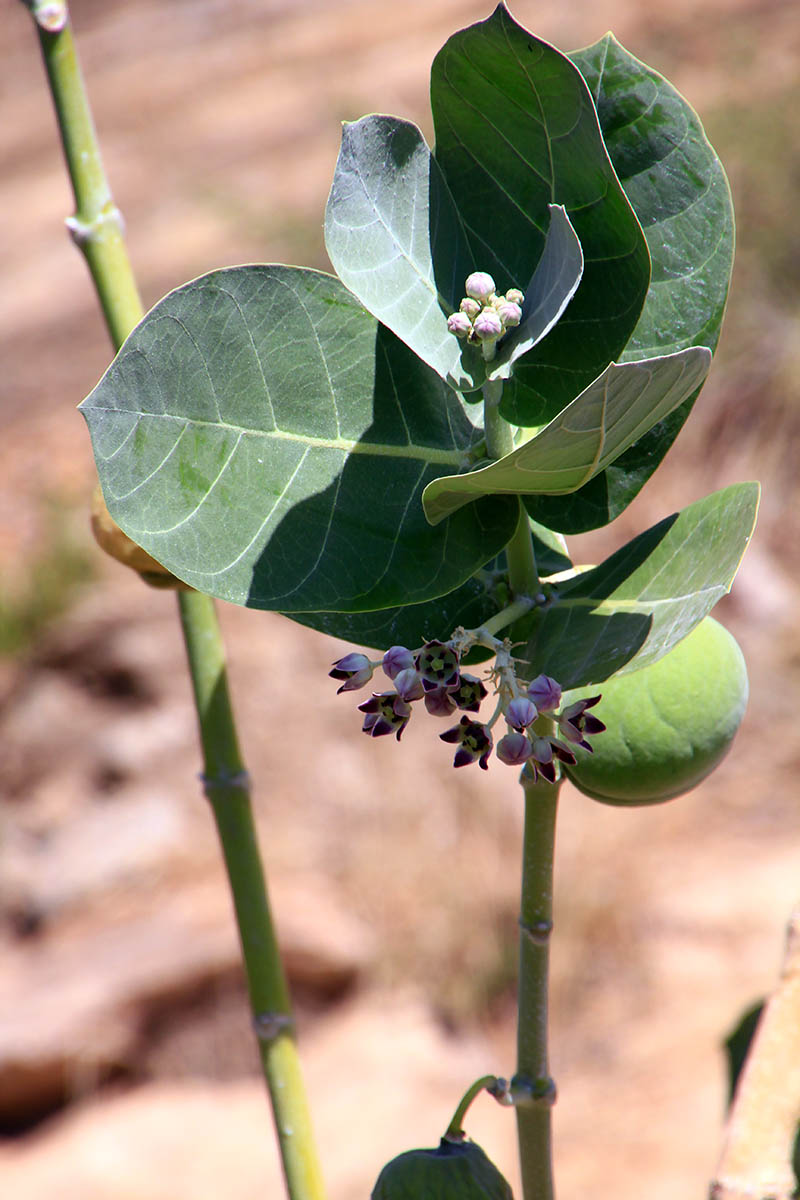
<box><xmin>562</xmin><ymin>617</ymin><xmax>748</xmax><ymax>806</ymax></box>
<box><xmin>371</xmin><ymin>1137</ymin><xmax>513</xmax><ymax>1200</ymax></box>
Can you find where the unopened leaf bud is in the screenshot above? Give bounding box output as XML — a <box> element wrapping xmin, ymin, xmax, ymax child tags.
<box><xmin>330</xmin><ymin>652</ymin><xmax>374</xmax><ymax>693</ymax></box>
<box><xmin>447</xmin><ymin>312</ymin><xmax>473</xmax><ymax>339</ymax></box>
<box><xmin>472</xmin><ymin>308</ymin><xmax>503</xmax><ymax>342</ymax></box>
<box><xmin>464</xmin><ymin>272</ymin><xmax>496</xmax><ymax>304</ymax></box>
<box><xmin>382</xmin><ymin>645</ymin><xmax>416</xmax><ymax>681</ymax></box>
<box><xmin>506</xmin><ymin>696</ymin><xmax>538</xmax><ymax>730</ymax></box>
<box><xmin>459</xmin><ymin>297</ymin><xmax>481</xmax><ymax>319</ymax></box>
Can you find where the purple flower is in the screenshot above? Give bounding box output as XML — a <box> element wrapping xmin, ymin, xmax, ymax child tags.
<box><xmin>506</xmin><ymin>696</ymin><xmax>538</xmax><ymax>731</ymax></box>
<box><xmin>558</xmin><ymin>696</ymin><xmax>606</xmax><ymax>752</ymax></box>
<box><xmin>358</xmin><ymin>692</ymin><xmax>412</xmax><ymax>741</ymax></box>
<box><xmin>416</xmin><ymin>640</ymin><xmax>461</xmax><ymax>692</ymax></box>
<box><xmin>452</xmin><ymin>673</ymin><xmax>488</xmax><ymax>713</ymax></box>
<box><xmin>523</xmin><ymin>735</ymin><xmax>577</xmax><ymax>785</ymax></box>
<box><xmin>393</xmin><ymin>667</ymin><xmax>424</xmax><ymax>702</ymax></box>
<box><xmin>440</xmin><ymin>716</ymin><xmax>493</xmax><ymax>770</ymax></box>
<box><xmin>496</xmin><ymin>731</ymin><xmax>533</xmax><ymax>766</ymax></box>
<box><xmin>464</xmin><ymin>272</ymin><xmax>496</xmax><ymax>303</ymax></box>
<box><xmin>382</xmin><ymin>645</ymin><xmax>416</xmax><ymax>681</ymax></box>
<box><xmin>527</xmin><ymin>674</ymin><xmax>562</xmax><ymax>713</ymax></box>
<box><xmin>423</xmin><ymin>687</ymin><xmax>458</xmax><ymax>718</ymax></box>
<box><xmin>329</xmin><ymin>652</ymin><xmax>373</xmax><ymax>694</ymax></box>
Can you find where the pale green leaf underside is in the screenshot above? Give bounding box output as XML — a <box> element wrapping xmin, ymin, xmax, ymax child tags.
<box><xmin>489</xmin><ymin>204</ymin><xmax>584</xmax><ymax>382</ymax></box>
<box><xmin>422</xmin><ymin>346</ymin><xmax>711</xmax><ymax>525</ymax></box>
<box><xmin>79</xmin><ymin>265</ymin><xmax>518</xmax><ymax>613</ymax></box>
<box><xmin>325</xmin><ymin>115</ymin><xmax>483</xmax><ymax>392</ymax></box>
<box><xmin>517</xmin><ymin>482</ymin><xmax>759</xmax><ymax>688</ymax></box>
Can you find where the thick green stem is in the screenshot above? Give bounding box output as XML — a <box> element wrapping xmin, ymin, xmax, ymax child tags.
<box><xmin>483</xmin><ymin>381</ymin><xmax>540</xmax><ymax>597</ymax></box>
<box><xmin>515</xmin><ymin>772</ymin><xmax>560</xmax><ymax>1200</ymax></box>
<box><xmin>178</xmin><ymin>592</ymin><xmax>326</xmax><ymax>1200</ymax></box>
<box><xmin>29</xmin><ymin>1</ymin><xmax>143</xmax><ymax>349</ymax></box>
<box><xmin>26</xmin><ymin>6</ymin><xmax>325</xmax><ymax>1197</ymax></box>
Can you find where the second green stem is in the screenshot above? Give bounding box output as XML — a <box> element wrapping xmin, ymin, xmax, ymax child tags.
<box><xmin>515</xmin><ymin>772</ymin><xmax>560</xmax><ymax>1200</ymax></box>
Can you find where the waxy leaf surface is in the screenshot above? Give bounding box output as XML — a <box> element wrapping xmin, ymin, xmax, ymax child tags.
<box><xmin>423</xmin><ymin>347</ymin><xmax>710</xmax><ymax>525</ymax></box>
<box><xmin>325</xmin><ymin>116</ymin><xmax>482</xmax><ymax>392</ymax></box>
<box><xmin>524</xmin><ymin>33</ymin><xmax>735</xmax><ymax>532</ymax></box>
<box><xmin>488</xmin><ymin>205</ymin><xmax>584</xmax><ymax>381</ymax></box>
<box><xmin>516</xmin><ymin>482</ymin><xmax>759</xmax><ymax>688</ymax></box>
<box><xmin>79</xmin><ymin>266</ymin><xmax>518</xmax><ymax>612</ymax></box>
<box><xmin>291</xmin><ymin>520</ymin><xmax>572</xmax><ymax>654</ymax></box>
<box><xmin>432</xmin><ymin>4</ymin><xmax>650</xmax><ymax>418</ymax></box>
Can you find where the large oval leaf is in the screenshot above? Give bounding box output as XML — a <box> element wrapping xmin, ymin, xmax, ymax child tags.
<box><xmin>432</xmin><ymin>3</ymin><xmax>651</xmax><ymax>419</ymax></box>
<box><xmin>515</xmin><ymin>482</ymin><xmax>759</xmax><ymax>688</ymax></box>
<box><xmin>422</xmin><ymin>347</ymin><xmax>709</xmax><ymax>524</ymax></box>
<box><xmin>79</xmin><ymin>266</ymin><xmax>518</xmax><ymax>612</ymax></box>
<box><xmin>288</xmin><ymin>520</ymin><xmax>572</xmax><ymax>653</ymax></box>
<box><xmin>525</xmin><ymin>33</ymin><xmax>734</xmax><ymax>533</ymax></box>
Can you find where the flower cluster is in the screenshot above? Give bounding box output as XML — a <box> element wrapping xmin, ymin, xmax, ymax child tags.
<box><xmin>330</xmin><ymin>636</ymin><xmax>605</xmax><ymax>779</ymax></box>
<box><xmin>446</xmin><ymin>272</ymin><xmax>523</xmax><ymax>348</ymax></box>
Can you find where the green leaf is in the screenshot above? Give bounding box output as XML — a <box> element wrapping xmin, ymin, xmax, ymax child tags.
<box><xmin>422</xmin><ymin>347</ymin><xmax>710</xmax><ymax>525</ymax></box>
<box><xmin>288</xmin><ymin>521</ymin><xmax>572</xmax><ymax>653</ymax></box>
<box><xmin>79</xmin><ymin>265</ymin><xmax>518</xmax><ymax>612</ymax></box>
<box><xmin>488</xmin><ymin>205</ymin><xmax>583</xmax><ymax>382</ymax></box>
<box><xmin>515</xmin><ymin>482</ymin><xmax>759</xmax><ymax>688</ymax></box>
<box><xmin>525</xmin><ymin>33</ymin><xmax>734</xmax><ymax>532</ymax></box>
<box><xmin>432</xmin><ymin>4</ymin><xmax>651</xmax><ymax>419</ymax></box>
<box><xmin>325</xmin><ymin>115</ymin><xmax>484</xmax><ymax>392</ymax></box>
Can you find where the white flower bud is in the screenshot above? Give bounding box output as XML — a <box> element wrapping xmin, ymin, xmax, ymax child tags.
<box><xmin>506</xmin><ymin>288</ymin><xmax>524</xmax><ymax>305</ymax></box>
<box><xmin>496</xmin><ymin>300</ymin><xmax>522</xmax><ymax>328</ymax></box>
<box><xmin>472</xmin><ymin>307</ymin><xmax>503</xmax><ymax>342</ymax></box>
<box><xmin>447</xmin><ymin>311</ymin><xmax>473</xmax><ymax>339</ymax></box>
<box><xmin>464</xmin><ymin>272</ymin><xmax>496</xmax><ymax>304</ymax></box>
<box><xmin>459</xmin><ymin>297</ymin><xmax>481</xmax><ymax>319</ymax></box>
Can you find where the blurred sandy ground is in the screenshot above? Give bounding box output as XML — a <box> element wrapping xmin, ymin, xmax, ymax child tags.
<box><xmin>1</xmin><ymin>1</ymin><xmax>800</xmax><ymax>1197</ymax></box>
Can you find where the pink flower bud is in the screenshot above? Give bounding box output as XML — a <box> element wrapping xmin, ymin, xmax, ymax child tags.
<box><xmin>447</xmin><ymin>311</ymin><xmax>473</xmax><ymax>339</ymax></box>
<box><xmin>472</xmin><ymin>308</ymin><xmax>503</xmax><ymax>342</ymax></box>
<box><xmin>464</xmin><ymin>272</ymin><xmax>496</xmax><ymax>304</ymax></box>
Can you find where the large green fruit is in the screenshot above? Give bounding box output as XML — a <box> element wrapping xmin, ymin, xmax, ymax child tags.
<box><xmin>563</xmin><ymin>617</ymin><xmax>748</xmax><ymax>806</ymax></box>
<box><xmin>371</xmin><ymin>1138</ymin><xmax>513</xmax><ymax>1200</ymax></box>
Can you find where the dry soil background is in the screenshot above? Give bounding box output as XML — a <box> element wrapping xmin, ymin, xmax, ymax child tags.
<box><xmin>1</xmin><ymin>1</ymin><xmax>800</xmax><ymax>1198</ymax></box>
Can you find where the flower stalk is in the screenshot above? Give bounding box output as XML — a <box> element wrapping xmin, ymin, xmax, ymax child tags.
<box><xmin>24</xmin><ymin>5</ymin><xmax>324</xmax><ymax>1198</ymax></box>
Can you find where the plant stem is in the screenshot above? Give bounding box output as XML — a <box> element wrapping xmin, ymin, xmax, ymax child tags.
<box><xmin>26</xmin><ymin>6</ymin><xmax>325</xmax><ymax>1197</ymax></box>
<box><xmin>178</xmin><ymin>591</ymin><xmax>326</xmax><ymax>1200</ymax></box>
<box><xmin>27</xmin><ymin>0</ymin><xmax>144</xmax><ymax>349</ymax></box>
<box><xmin>445</xmin><ymin>1075</ymin><xmax>504</xmax><ymax>1139</ymax></box>
<box><xmin>515</xmin><ymin>772</ymin><xmax>560</xmax><ymax>1200</ymax></box>
<box><xmin>483</xmin><ymin>381</ymin><xmax>540</xmax><ymax>597</ymax></box>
